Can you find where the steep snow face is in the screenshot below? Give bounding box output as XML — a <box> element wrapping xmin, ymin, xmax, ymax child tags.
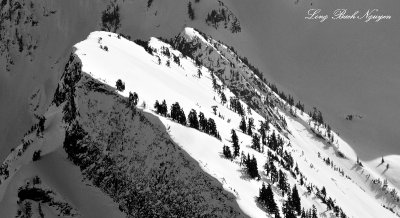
<box><xmin>70</xmin><ymin>30</ymin><xmax>399</xmax><ymax>217</ymax></box>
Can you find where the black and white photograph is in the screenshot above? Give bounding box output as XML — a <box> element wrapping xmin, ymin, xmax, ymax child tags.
<box><xmin>0</xmin><ymin>0</ymin><xmax>399</xmax><ymax>217</ymax></box>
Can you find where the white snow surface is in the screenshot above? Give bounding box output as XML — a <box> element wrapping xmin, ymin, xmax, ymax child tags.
<box><xmin>68</xmin><ymin>30</ymin><xmax>399</xmax><ymax>217</ymax></box>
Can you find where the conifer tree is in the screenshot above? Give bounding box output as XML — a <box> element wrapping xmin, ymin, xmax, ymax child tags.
<box><xmin>128</xmin><ymin>92</ymin><xmax>138</xmax><ymax>107</ymax></box>
<box><xmin>154</xmin><ymin>100</ymin><xmax>161</xmax><ymax>114</ymax></box>
<box><xmin>197</xmin><ymin>69</ymin><xmax>202</xmax><ymax>78</ymax></box>
<box><xmin>173</xmin><ymin>54</ymin><xmax>180</xmax><ymax>66</ymax></box>
<box><xmin>236</xmin><ymin>100</ymin><xmax>244</xmax><ymax>115</ymax></box>
<box><xmin>252</xmin><ymin>134</ymin><xmax>261</xmax><ymax>152</ymax></box>
<box><xmin>300</xmin><ymin>175</ymin><xmax>304</xmax><ymax>186</ymax></box>
<box><xmin>258</xmin><ymin>183</ymin><xmax>278</xmax><ymax>214</ymax></box>
<box><xmin>278</xmin><ymin>169</ymin><xmax>288</xmax><ymax>195</ymax></box>
<box><xmin>231</xmin><ymin>129</ymin><xmax>240</xmax><ymax>157</ymax></box>
<box><xmin>312</xmin><ymin>205</ymin><xmax>318</xmax><ymax>218</ymax></box>
<box><xmin>306</xmin><ymin>209</ymin><xmax>311</xmax><ymax>218</ymax></box>
<box><xmin>160</xmin><ymin>100</ymin><xmax>168</xmax><ymax>116</ymax></box>
<box><xmin>326</xmin><ymin>197</ymin><xmax>334</xmax><ymax>210</ymax></box>
<box><xmin>170</xmin><ymin>102</ymin><xmax>181</xmax><ymax>121</ymax></box>
<box><xmin>178</xmin><ymin>109</ymin><xmax>187</xmax><ymax>125</ymax></box>
<box><xmin>301</xmin><ymin>208</ymin><xmax>306</xmax><ymax>218</ymax></box>
<box><xmin>321</xmin><ymin>186</ymin><xmax>327</xmax><ymax>201</ymax></box>
<box><xmin>245</xmin><ymin>155</ymin><xmax>259</xmax><ymax>179</ymax></box>
<box><xmin>230</xmin><ymin>97</ymin><xmax>244</xmax><ymax>115</ymax></box>
<box><xmin>292</xmin><ymin>185</ymin><xmax>302</xmax><ymax>215</ymax></box>
<box><xmin>230</xmin><ymin>97</ymin><xmax>235</xmax><ymax>112</ymax></box>
<box><xmin>283</xmin><ymin>198</ymin><xmax>296</xmax><ymax>218</ymax></box>
<box><xmin>247</xmin><ymin>118</ymin><xmax>254</xmax><ymax>135</ymax></box>
<box><xmin>220</xmin><ymin>92</ymin><xmax>227</xmax><ymax>105</ymax></box>
<box><xmin>269</xmin><ymin>161</ymin><xmax>278</xmax><ymax>184</ymax></box>
<box><xmin>211</xmin><ymin>105</ymin><xmax>217</xmax><ymax>115</ymax></box>
<box><xmin>268</xmin><ymin>131</ymin><xmax>278</xmax><ymax>151</ymax></box>
<box><xmin>317</xmin><ymin>111</ymin><xmax>324</xmax><ymax>125</ymax></box>
<box><xmin>210</xmin><ymin>71</ymin><xmax>218</xmax><ymax>91</ymax></box>
<box><xmin>207</xmin><ymin>118</ymin><xmax>218</xmax><ymax>137</ymax></box>
<box><xmin>199</xmin><ymin>112</ymin><xmax>207</xmax><ymax>131</ymax></box>
<box><xmin>223</xmin><ymin>145</ymin><xmax>232</xmax><ymax>159</ymax></box>
<box><xmin>259</xmin><ymin>182</ymin><xmax>268</xmax><ymax>203</ymax></box>
<box><xmin>239</xmin><ymin>117</ymin><xmax>247</xmax><ymax>133</ymax></box>
<box><xmin>116</xmin><ymin>79</ymin><xmax>125</xmax><ymax>91</ymax></box>
<box><xmin>188</xmin><ymin>109</ymin><xmax>199</xmax><ymax>129</ymax></box>
<box><xmin>170</xmin><ymin>102</ymin><xmax>187</xmax><ymax>125</ymax></box>
<box><xmin>260</xmin><ymin>125</ymin><xmax>267</xmax><ymax>146</ymax></box>
<box><xmin>133</xmin><ymin>92</ymin><xmax>139</xmax><ymax>106</ymax></box>
<box><xmin>264</xmin><ymin>161</ymin><xmax>271</xmax><ymax>177</ymax></box>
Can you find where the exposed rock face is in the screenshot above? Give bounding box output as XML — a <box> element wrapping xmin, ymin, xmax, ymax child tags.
<box><xmin>51</xmin><ymin>53</ymin><xmax>246</xmax><ymax>217</ymax></box>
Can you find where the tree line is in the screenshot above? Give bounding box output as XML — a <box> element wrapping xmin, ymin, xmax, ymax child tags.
<box><xmin>154</xmin><ymin>100</ymin><xmax>220</xmax><ymax>139</ymax></box>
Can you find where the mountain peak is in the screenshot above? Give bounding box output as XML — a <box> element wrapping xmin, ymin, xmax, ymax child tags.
<box><xmin>1</xmin><ymin>15</ymin><xmax>399</xmax><ymax>216</ymax></box>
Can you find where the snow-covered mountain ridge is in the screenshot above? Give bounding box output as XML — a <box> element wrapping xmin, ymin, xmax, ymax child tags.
<box><xmin>168</xmin><ymin>26</ymin><xmax>400</xmax><ymax>192</ymax></box>
<box><xmin>0</xmin><ymin>0</ymin><xmax>243</xmax><ymax>163</ymax></box>
<box><xmin>0</xmin><ymin>29</ymin><xmax>399</xmax><ymax>217</ymax></box>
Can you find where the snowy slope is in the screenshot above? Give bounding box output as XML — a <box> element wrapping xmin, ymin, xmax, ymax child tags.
<box><xmin>2</xmin><ymin>0</ymin><xmax>398</xmax><ymax>172</ymax></box>
<box><xmin>1</xmin><ymin>0</ymin><xmax>398</xmax><ymax>217</ymax></box>
<box><xmin>1</xmin><ymin>26</ymin><xmax>399</xmax><ymax>217</ymax></box>
<box><xmin>70</xmin><ymin>30</ymin><xmax>398</xmax><ymax>217</ymax></box>
<box><xmin>368</xmin><ymin>155</ymin><xmax>400</xmax><ymax>190</ymax></box>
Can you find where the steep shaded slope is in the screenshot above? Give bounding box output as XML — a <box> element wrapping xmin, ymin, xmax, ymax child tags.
<box><xmin>60</xmin><ymin>64</ymin><xmax>246</xmax><ymax>217</ymax></box>
<box><xmin>0</xmin><ymin>49</ymin><xmax>246</xmax><ymax>217</ymax></box>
